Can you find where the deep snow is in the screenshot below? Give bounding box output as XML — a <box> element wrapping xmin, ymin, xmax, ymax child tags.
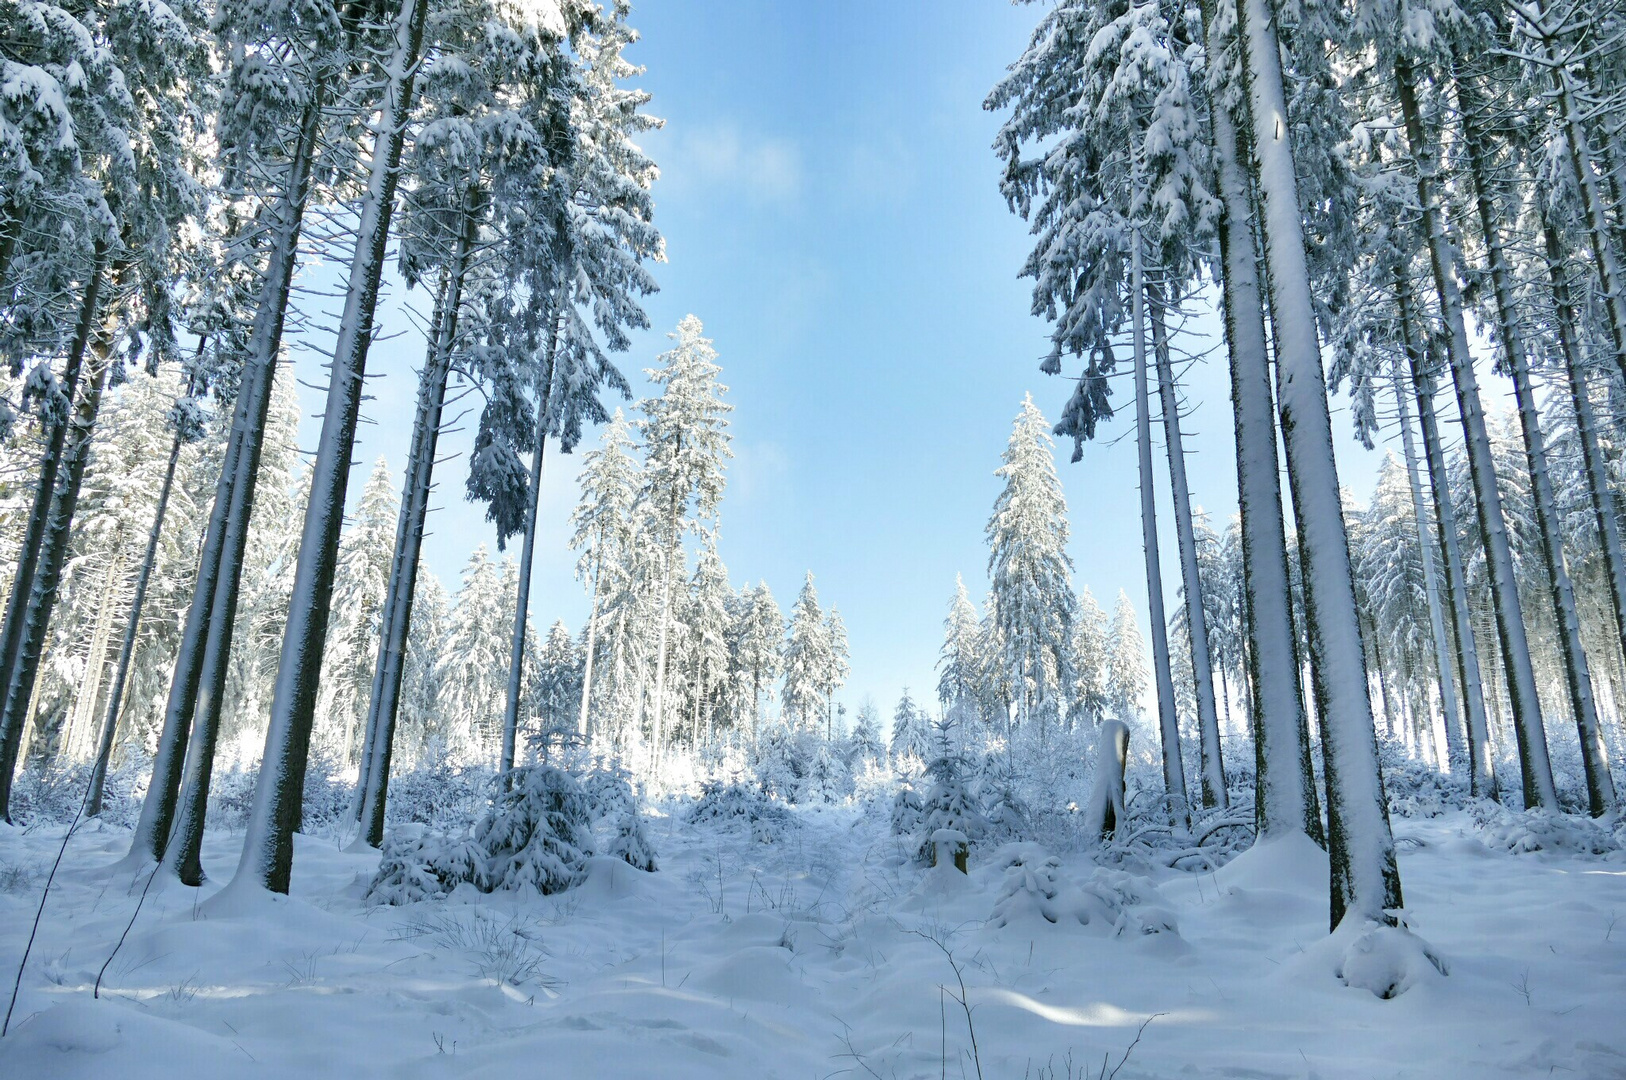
<box><xmin>2</xmin><ymin>806</ymin><xmax>1624</xmax><ymax>1079</ymax></box>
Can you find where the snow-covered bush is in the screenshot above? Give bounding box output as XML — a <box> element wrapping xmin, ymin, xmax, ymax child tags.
<box><xmin>1471</xmin><ymin>803</ymin><xmax>1621</xmax><ymax>858</ymax></box>
<box><xmin>890</xmin><ymin>783</ymin><xmax>924</xmax><ymax>836</ymax></box>
<box><xmin>474</xmin><ymin>764</ymin><xmax>596</xmax><ymax>894</ymax></box>
<box><xmin>801</xmin><ymin>742</ymin><xmax>852</xmax><ymax>804</ymax></box>
<box><xmin>686</xmin><ymin>779</ymin><xmax>792</xmax><ymax>839</ymax></box>
<box><xmin>7</xmin><ymin>761</ymin><xmax>146</xmax><ymax>827</ymax></box>
<box><xmin>988</xmin><ymin>849</ymin><xmax>1067</xmax><ymax>926</ymax></box>
<box><xmin>579</xmin><ymin>763</ymin><xmax>637</xmax><ymax>821</ymax></box>
<box><xmin>366</xmin><ymin>826</ymin><xmax>485</xmax><ymax>905</ymax></box>
<box><xmin>974</xmin><ymin>750</ymin><xmax>1030</xmax><ymax>842</ymax></box>
<box><xmin>987</xmin><ymin>850</ymin><xmax>1178</xmax><ymax>938</ymax></box>
<box><xmin>1379</xmin><ymin>738</ymin><xmax>1467</xmax><ymax>819</ymax></box>
<box><xmin>607</xmin><ymin>810</ymin><xmax>659</xmax><ymax>871</ymax></box>
<box><xmin>385</xmin><ymin>760</ymin><xmax>495</xmax><ymax>831</ymax></box>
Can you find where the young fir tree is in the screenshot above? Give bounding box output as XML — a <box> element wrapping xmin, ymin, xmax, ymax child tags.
<box><xmin>1072</xmin><ymin>585</ymin><xmax>1112</xmax><ymax>727</ymax></box>
<box><xmin>1105</xmin><ymin>592</ymin><xmax>1149</xmax><ymax>728</ymax></box>
<box><xmin>731</xmin><ymin>582</ymin><xmax>783</xmax><ymax>738</ymax></box>
<box><xmin>821</xmin><ymin>607</ymin><xmax>850</xmax><ymax>738</ymax></box>
<box><xmin>781</xmin><ymin>572</ymin><xmax>831</xmax><ymax>731</ymax></box>
<box><xmin>637</xmin><ymin>315</ymin><xmax>731</xmax><ymax>766</ymax></box>
<box><xmin>311</xmin><ymin>459</ymin><xmax>400</xmax><ymax>767</ymax></box>
<box><xmin>937</xmin><ymin>576</ymin><xmax>983</xmax><ymax>727</ymax></box>
<box><xmin>435</xmin><ymin>546</ymin><xmax>513</xmax><ymax>763</ymax></box>
<box><xmin>986</xmin><ymin>395</ymin><xmax>1077</xmax><ymax>737</ymax></box>
<box><xmin>890</xmin><ymin>688</ymin><xmax>932</xmax><ymax>767</ymax></box>
<box><xmin>570</xmin><ymin>410</ymin><xmax>640</xmax><ymax>737</ymax></box>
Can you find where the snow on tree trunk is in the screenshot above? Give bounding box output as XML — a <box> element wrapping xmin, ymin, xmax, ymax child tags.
<box><xmin>0</xmin><ymin>242</ymin><xmax>108</xmax><ymax>819</ymax></box>
<box><xmin>124</xmin><ymin>89</ymin><xmax>325</xmax><ymax>866</ymax></box>
<box><xmin>164</xmin><ymin>334</ymin><xmax>294</xmax><ymax>883</ymax></box>
<box><xmin>355</xmin><ymin>210</ymin><xmax>475</xmax><ymax>848</ymax></box>
<box><xmin>1517</xmin><ymin>9</ymin><xmax>1626</xmax><ymax>387</ymax></box>
<box><xmin>1456</xmin><ymin>81</ymin><xmax>1614</xmax><ymax>816</ymax></box>
<box><xmin>1149</xmin><ymin>283</ymin><xmax>1226</xmax><ymax>809</ymax></box>
<box><xmin>1544</xmin><ymin>216</ymin><xmax>1626</xmax><ymax>781</ymax></box>
<box><xmin>1389</xmin><ymin>367</ymin><xmax>1465</xmax><ymax>771</ymax></box>
<box><xmin>0</xmin><ymin>312</ymin><xmax>115</xmax><ymax>800</ymax></box>
<box><xmin>1199</xmin><ymin>0</ymin><xmax>1321</xmax><ymax>841</ymax></box>
<box><xmin>1394</xmin><ymin>55</ymin><xmax>1555</xmax><ymax>811</ymax></box>
<box><xmin>1131</xmin><ymin>227</ymin><xmax>1189</xmax><ymax>832</ymax></box>
<box><xmin>1239</xmin><ymin>0</ymin><xmax>1401</xmax><ymax>929</ymax></box>
<box><xmin>87</xmin><ymin>426</ymin><xmax>184</xmax><ymax>817</ymax></box>
<box><xmin>1395</xmin><ymin>271</ymin><xmax>1496</xmax><ymax>799</ymax></box>
<box><xmin>229</xmin><ymin>0</ymin><xmax>430</xmax><ymax>896</ymax></box>
<box><xmin>577</xmin><ymin>567</ymin><xmax>601</xmax><ymax>739</ymax></box>
<box><xmin>502</xmin><ymin>311</ymin><xmax>563</xmax><ymax>780</ymax></box>
<box><xmin>1084</xmin><ymin>719</ymin><xmax>1130</xmax><ymax>842</ymax></box>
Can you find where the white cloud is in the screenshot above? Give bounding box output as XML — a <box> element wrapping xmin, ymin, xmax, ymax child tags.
<box><xmin>663</xmin><ymin>123</ymin><xmax>803</xmax><ymax>205</ymax></box>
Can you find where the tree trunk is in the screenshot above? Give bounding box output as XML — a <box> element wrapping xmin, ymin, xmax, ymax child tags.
<box><xmin>87</xmin><ymin>425</ymin><xmax>184</xmax><ymax>817</ymax></box>
<box><xmin>1395</xmin><ymin>54</ymin><xmax>1555</xmax><ymax>810</ymax></box>
<box><xmin>1148</xmin><ymin>281</ymin><xmax>1227</xmax><ymax>809</ymax></box>
<box><xmin>1131</xmin><ymin>227</ymin><xmax>1188</xmax><ymax>831</ymax></box>
<box><xmin>124</xmin><ymin>88</ymin><xmax>324</xmax><ymax>866</ymax></box>
<box><xmin>0</xmin><ymin>242</ymin><xmax>108</xmax><ymax>819</ymax></box>
<box><xmin>1199</xmin><ymin>0</ymin><xmax>1320</xmax><ymax>842</ymax></box>
<box><xmin>1456</xmin><ymin>73</ymin><xmax>1614</xmax><ymax>815</ymax></box>
<box><xmin>649</xmin><ymin>522</ymin><xmax>680</xmax><ymax>773</ymax></box>
<box><xmin>230</xmin><ymin>0</ymin><xmax>430</xmax><ymax>895</ymax></box>
<box><xmin>500</xmin><ymin>309</ymin><xmax>563</xmax><ymax>780</ymax></box>
<box><xmin>1545</xmin><ymin>216</ymin><xmax>1626</xmax><ymax>777</ymax></box>
<box><xmin>164</xmin><ymin>326</ymin><xmax>294</xmax><ymax>883</ymax></box>
<box><xmin>354</xmin><ymin>206</ymin><xmax>476</xmax><ymax>848</ymax></box>
<box><xmin>1396</xmin><ymin>272</ymin><xmax>1497</xmax><ymax>797</ymax></box>
<box><xmin>67</xmin><ymin>548</ymin><xmax>123</xmax><ymax>761</ymax></box>
<box><xmin>0</xmin><ymin>319</ymin><xmax>116</xmax><ymax>805</ymax></box>
<box><xmin>1239</xmin><ymin>0</ymin><xmax>1401</xmax><ymax>929</ymax></box>
<box><xmin>1515</xmin><ymin>13</ymin><xmax>1626</xmax><ymax>386</ymax></box>
<box><xmin>1391</xmin><ymin>367</ymin><xmax>1466</xmax><ymax>770</ymax></box>
<box><xmin>577</xmin><ymin>564</ymin><xmax>602</xmax><ymax>739</ymax></box>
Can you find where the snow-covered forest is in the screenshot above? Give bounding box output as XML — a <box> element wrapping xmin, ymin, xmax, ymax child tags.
<box><xmin>2</xmin><ymin>0</ymin><xmax>1625</xmax><ymax>1076</ymax></box>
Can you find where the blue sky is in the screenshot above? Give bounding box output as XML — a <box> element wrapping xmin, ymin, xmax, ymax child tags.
<box><xmin>297</xmin><ymin>0</ymin><xmax>1401</xmax><ymax>722</ymax></box>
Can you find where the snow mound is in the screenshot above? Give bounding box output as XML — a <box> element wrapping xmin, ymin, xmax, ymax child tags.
<box><xmin>1470</xmin><ymin>803</ymin><xmax>1622</xmax><ymax>858</ymax></box>
<box><xmin>1336</xmin><ymin>924</ymin><xmax>1446</xmax><ymax>999</ymax></box>
<box><xmin>988</xmin><ymin>849</ymin><xmax>1179</xmax><ymax>938</ymax></box>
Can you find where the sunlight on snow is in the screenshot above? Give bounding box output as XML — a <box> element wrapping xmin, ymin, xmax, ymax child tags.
<box><xmin>976</xmin><ymin>988</ymin><xmax>1215</xmax><ymax>1028</ymax></box>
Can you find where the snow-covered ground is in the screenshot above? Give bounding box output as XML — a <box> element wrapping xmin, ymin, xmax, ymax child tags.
<box><xmin>2</xmin><ymin>806</ymin><xmax>1624</xmax><ymax>1079</ymax></box>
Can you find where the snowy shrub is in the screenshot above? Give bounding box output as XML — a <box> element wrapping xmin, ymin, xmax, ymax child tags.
<box><xmin>1470</xmin><ymin>803</ymin><xmax>1621</xmax><ymax>858</ymax></box>
<box><xmin>890</xmin><ymin>783</ymin><xmax>924</xmax><ymax>836</ymax></box>
<box><xmin>987</xmin><ymin>852</ymin><xmax>1178</xmax><ymax>938</ymax></box>
<box><xmin>686</xmin><ymin>779</ymin><xmax>791</xmax><ymax>838</ymax></box>
<box><xmin>473</xmin><ymin>764</ymin><xmax>596</xmax><ymax>894</ymax></box>
<box><xmin>801</xmin><ymin>742</ymin><xmax>852</xmax><ymax>804</ymax></box>
<box><xmin>1078</xmin><ymin>868</ymin><xmax>1180</xmax><ymax>936</ymax></box>
<box><xmin>1378</xmin><ymin>738</ymin><xmax>1467</xmax><ymax>819</ymax></box>
<box><xmin>579</xmin><ymin>763</ymin><xmax>637</xmax><ymax>821</ymax></box>
<box><xmin>988</xmin><ymin>849</ymin><xmax>1066</xmax><ymax>926</ymax></box>
<box><xmin>366</xmin><ymin>826</ymin><xmax>485</xmax><ymax>905</ymax></box>
<box><xmin>205</xmin><ymin>768</ymin><xmax>260</xmax><ymax>830</ymax></box>
<box><xmin>976</xmin><ymin>751</ymin><xmax>1031</xmax><ymax>843</ymax></box>
<box><xmin>299</xmin><ymin>756</ymin><xmax>355</xmax><ymax>833</ymax></box>
<box><xmin>7</xmin><ymin>762</ymin><xmax>144</xmax><ymax>827</ymax></box>
<box><xmin>608</xmin><ymin>810</ymin><xmax>659</xmax><ymax>871</ymax></box>
<box><xmin>386</xmin><ymin>760</ymin><xmax>495</xmax><ymax>831</ymax></box>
